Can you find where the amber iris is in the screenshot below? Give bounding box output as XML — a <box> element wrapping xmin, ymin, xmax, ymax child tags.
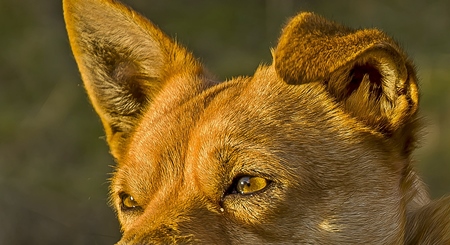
<box><xmin>121</xmin><ymin>194</ymin><xmax>139</xmax><ymax>209</ymax></box>
<box><xmin>236</xmin><ymin>176</ymin><xmax>268</xmax><ymax>195</ymax></box>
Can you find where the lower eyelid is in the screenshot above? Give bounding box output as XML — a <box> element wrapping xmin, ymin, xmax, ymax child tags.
<box><xmin>221</xmin><ymin>182</ymin><xmax>276</xmax><ymax>212</ymax></box>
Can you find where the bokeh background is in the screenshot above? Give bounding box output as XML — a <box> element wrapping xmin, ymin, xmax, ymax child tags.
<box><xmin>1</xmin><ymin>0</ymin><xmax>449</xmax><ymax>244</ymax></box>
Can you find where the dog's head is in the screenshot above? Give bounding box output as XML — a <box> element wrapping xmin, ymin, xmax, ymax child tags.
<box><xmin>64</xmin><ymin>0</ymin><xmax>431</xmax><ymax>243</ymax></box>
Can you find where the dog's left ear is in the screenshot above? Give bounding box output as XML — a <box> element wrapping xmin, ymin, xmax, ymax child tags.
<box><xmin>275</xmin><ymin>13</ymin><xmax>419</xmax><ymax>138</ymax></box>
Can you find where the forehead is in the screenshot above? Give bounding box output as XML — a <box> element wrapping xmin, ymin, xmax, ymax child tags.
<box><xmin>128</xmin><ymin>67</ymin><xmax>328</xmax><ymax>154</ymax></box>
<box><xmin>122</xmin><ymin>65</ymin><xmax>350</xmax><ymax>168</ymax></box>
<box><xmin>116</xmin><ymin>66</ymin><xmax>375</xmax><ymax>195</ymax></box>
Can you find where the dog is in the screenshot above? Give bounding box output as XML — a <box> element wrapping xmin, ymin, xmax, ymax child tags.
<box><xmin>63</xmin><ymin>0</ymin><xmax>450</xmax><ymax>243</ymax></box>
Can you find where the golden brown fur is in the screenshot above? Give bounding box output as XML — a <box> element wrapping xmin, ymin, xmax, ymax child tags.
<box><xmin>63</xmin><ymin>0</ymin><xmax>450</xmax><ymax>244</ymax></box>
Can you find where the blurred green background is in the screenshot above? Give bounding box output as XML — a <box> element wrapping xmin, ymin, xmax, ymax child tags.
<box><xmin>1</xmin><ymin>0</ymin><xmax>449</xmax><ymax>244</ymax></box>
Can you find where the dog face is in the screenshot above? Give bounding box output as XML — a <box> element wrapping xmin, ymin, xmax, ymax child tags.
<box><xmin>112</xmin><ymin>69</ymin><xmax>412</xmax><ymax>244</ymax></box>
<box><xmin>64</xmin><ymin>0</ymin><xmax>449</xmax><ymax>244</ymax></box>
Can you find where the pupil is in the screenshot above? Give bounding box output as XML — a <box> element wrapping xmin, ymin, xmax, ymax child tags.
<box><xmin>239</xmin><ymin>176</ymin><xmax>251</xmax><ymax>188</ymax></box>
<box><xmin>237</xmin><ymin>176</ymin><xmax>253</xmax><ymax>194</ymax></box>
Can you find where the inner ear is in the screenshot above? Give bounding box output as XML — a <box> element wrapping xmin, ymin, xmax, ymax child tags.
<box><xmin>106</xmin><ymin>60</ymin><xmax>155</xmax><ymax>135</ymax></box>
<box><xmin>346</xmin><ymin>61</ymin><xmax>383</xmax><ymax>101</ymax></box>
<box><xmin>325</xmin><ymin>48</ymin><xmax>418</xmax><ymax>134</ymax></box>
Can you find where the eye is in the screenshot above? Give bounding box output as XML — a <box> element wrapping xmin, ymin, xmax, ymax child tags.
<box><xmin>228</xmin><ymin>176</ymin><xmax>270</xmax><ymax>195</ymax></box>
<box><xmin>120</xmin><ymin>193</ymin><xmax>141</xmax><ymax>211</ymax></box>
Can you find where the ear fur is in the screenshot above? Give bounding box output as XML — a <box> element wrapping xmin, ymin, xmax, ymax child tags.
<box><xmin>274</xmin><ymin>12</ymin><xmax>419</xmax><ymax>135</ymax></box>
<box><xmin>63</xmin><ymin>0</ymin><xmax>204</xmax><ymax>159</ymax></box>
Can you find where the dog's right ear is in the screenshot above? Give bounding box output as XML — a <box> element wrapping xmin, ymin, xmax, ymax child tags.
<box><xmin>64</xmin><ymin>0</ymin><xmax>205</xmax><ymax>159</ymax></box>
